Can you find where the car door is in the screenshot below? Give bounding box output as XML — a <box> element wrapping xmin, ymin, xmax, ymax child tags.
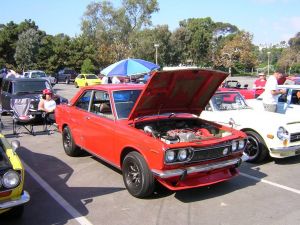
<box><xmin>83</xmin><ymin>90</ymin><xmax>115</xmax><ymax>162</ymax></box>
<box><xmin>277</xmin><ymin>89</ymin><xmax>289</xmax><ymax>114</ymax></box>
<box><xmin>69</xmin><ymin>90</ymin><xmax>93</xmax><ymax>147</ymax></box>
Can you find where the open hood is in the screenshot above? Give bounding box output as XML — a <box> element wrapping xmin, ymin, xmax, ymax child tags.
<box><xmin>128</xmin><ymin>69</ymin><xmax>228</xmax><ymax>121</ymax></box>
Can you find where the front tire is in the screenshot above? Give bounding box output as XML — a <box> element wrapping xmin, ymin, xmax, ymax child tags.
<box><xmin>65</xmin><ymin>78</ymin><xmax>70</xmax><ymax>84</ymax></box>
<box><xmin>62</xmin><ymin>126</ymin><xmax>82</xmax><ymax>156</ymax></box>
<box><xmin>75</xmin><ymin>82</ymin><xmax>79</xmax><ymax>88</ymax></box>
<box><xmin>122</xmin><ymin>152</ymin><xmax>155</xmax><ymax>198</ymax></box>
<box><xmin>244</xmin><ymin>131</ymin><xmax>269</xmax><ymax>163</ymax></box>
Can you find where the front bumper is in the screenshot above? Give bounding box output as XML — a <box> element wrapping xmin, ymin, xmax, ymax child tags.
<box><xmin>270</xmin><ymin>145</ymin><xmax>300</xmax><ymax>158</ymax></box>
<box><xmin>152</xmin><ymin>158</ymin><xmax>241</xmax><ymax>179</ymax></box>
<box><xmin>0</xmin><ymin>191</ymin><xmax>30</xmax><ymax>210</ymax></box>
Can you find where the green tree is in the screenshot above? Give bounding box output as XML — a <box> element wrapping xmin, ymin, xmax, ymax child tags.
<box><xmin>0</xmin><ymin>20</ymin><xmax>38</xmax><ymax>69</ymax></box>
<box><xmin>81</xmin><ymin>0</ymin><xmax>159</xmax><ymax>66</ymax></box>
<box><xmin>14</xmin><ymin>28</ymin><xmax>40</xmax><ymax>71</ymax></box>
<box><xmin>81</xmin><ymin>58</ymin><xmax>95</xmax><ymax>73</ymax></box>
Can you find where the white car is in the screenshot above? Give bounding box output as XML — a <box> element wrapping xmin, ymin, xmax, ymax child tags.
<box><xmin>247</xmin><ymin>85</ymin><xmax>300</xmax><ymax>115</ymax></box>
<box><xmin>200</xmin><ymin>91</ymin><xmax>300</xmax><ymax>163</ymax></box>
<box><xmin>23</xmin><ymin>70</ymin><xmax>56</xmax><ymax>86</ymax></box>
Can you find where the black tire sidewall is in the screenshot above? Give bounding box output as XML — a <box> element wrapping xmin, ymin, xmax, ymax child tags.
<box><xmin>122</xmin><ymin>152</ymin><xmax>154</xmax><ymax>198</ymax></box>
<box><xmin>62</xmin><ymin>126</ymin><xmax>81</xmax><ymax>156</ymax></box>
<box><xmin>245</xmin><ymin>131</ymin><xmax>268</xmax><ymax>163</ymax></box>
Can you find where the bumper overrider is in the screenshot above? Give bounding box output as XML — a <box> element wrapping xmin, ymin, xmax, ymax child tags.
<box><xmin>152</xmin><ymin>158</ymin><xmax>242</xmax><ymax>179</ymax></box>
<box><xmin>0</xmin><ymin>191</ymin><xmax>30</xmax><ymax>210</ymax></box>
<box><xmin>270</xmin><ymin>145</ymin><xmax>300</xmax><ymax>158</ymax></box>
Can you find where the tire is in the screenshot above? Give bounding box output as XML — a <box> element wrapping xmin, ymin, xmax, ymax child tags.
<box><xmin>244</xmin><ymin>131</ymin><xmax>269</xmax><ymax>163</ymax></box>
<box><xmin>62</xmin><ymin>126</ymin><xmax>82</xmax><ymax>156</ymax></box>
<box><xmin>75</xmin><ymin>82</ymin><xmax>79</xmax><ymax>88</ymax></box>
<box><xmin>65</xmin><ymin>78</ymin><xmax>70</xmax><ymax>84</ymax></box>
<box><xmin>122</xmin><ymin>152</ymin><xmax>155</xmax><ymax>198</ymax></box>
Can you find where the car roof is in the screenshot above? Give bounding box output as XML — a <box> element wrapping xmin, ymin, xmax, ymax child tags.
<box><xmin>4</xmin><ymin>78</ymin><xmax>49</xmax><ymax>82</ymax></box>
<box><xmin>80</xmin><ymin>83</ymin><xmax>144</xmax><ymax>91</ymax></box>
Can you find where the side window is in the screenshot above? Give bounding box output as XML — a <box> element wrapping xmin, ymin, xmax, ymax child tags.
<box><xmin>90</xmin><ymin>90</ymin><xmax>113</xmax><ymax>120</ymax></box>
<box><xmin>75</xmin><ymin>91</ymin><xmax>92</xmax><ymax>111</ymax></box>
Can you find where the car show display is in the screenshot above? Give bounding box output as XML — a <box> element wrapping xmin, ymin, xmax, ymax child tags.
<box><xmin>201</xmin><ymin>91</ymin><xmax>300</xmax><ymax>162</ymax></box>
<box><xmin>55</xmin><ymin>69</ymin><xmax>247</xmax><ymax>198</ymax></box>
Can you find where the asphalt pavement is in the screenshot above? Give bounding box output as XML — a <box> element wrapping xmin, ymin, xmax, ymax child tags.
<box><xmin>1</xmin><ymin>81</ymin><xmax>300</xmax><ymax>225</ymax></box>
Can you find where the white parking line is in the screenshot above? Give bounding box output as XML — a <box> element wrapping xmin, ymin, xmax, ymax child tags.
<box><xmin>240</xmin><ymin>172</ymin><xmax>300</xmax><ymax>195</ymax></box>
<box><xmin>23</xmin><ymin>161</ymin><xmax>93</xmax><ymax>225</ymax></box>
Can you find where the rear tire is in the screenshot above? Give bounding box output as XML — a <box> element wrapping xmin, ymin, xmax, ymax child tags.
<box><xmin>75</xmin><ymin>82</ymin><xmax>79</xmax><ymax>88</ymax></box>
<box><xmin>62</xmin><ymin>126</ymin><xmax>82</xmax><ymax>156</ymax></box>
<box><xmin>122</xmin><ymin>152</ymin><xmax>155</xmax><ymax>198</ymax></box>
<box><xmin>244</xmin><ymin>131</ymin><xmax>269</xmax><ymax>163</ymax></box>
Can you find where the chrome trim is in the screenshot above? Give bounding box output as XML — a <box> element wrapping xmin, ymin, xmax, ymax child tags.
<box><xmin>152</xmin><ymin>158</ymin><xmax>241</xmax><ymax>179</ymax></box>
<box><xmin>270</xmin><ymin>145</ymin><xmax>300</xmax><ymax>152</ymax></box>
<box><xmin>0</xmin><ymin>191</ymin><xmax>30</xmax><ymax>209</ymax></box>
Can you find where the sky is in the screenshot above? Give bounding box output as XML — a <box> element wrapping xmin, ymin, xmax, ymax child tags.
<box><xmin>1</xmin><ymin>0</ymin><xmax>300</xmax><ymax>46</ymax></box>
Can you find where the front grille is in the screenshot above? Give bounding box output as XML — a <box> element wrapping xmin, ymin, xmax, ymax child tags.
<box><xmin>189</xmin><ymin>144</ymin><xmax>232</xmax><ymax>163</ymax></box>
<box><xmin>290</xmin><ymin>132</ymin><xmax>300</xmax><ymax>143</ymax></box>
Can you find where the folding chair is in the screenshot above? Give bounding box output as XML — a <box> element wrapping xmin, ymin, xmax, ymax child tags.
<box><xmin>41</xmin><ymin>111</ymin><xmax>57</xmax><ymax>134</ymax></box>
<box><xmin>10</xmin><ymin>98</ymin><xmax>36</xmax><ymax>135</ymax></box>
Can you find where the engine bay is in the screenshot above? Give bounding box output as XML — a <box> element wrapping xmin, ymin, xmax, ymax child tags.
<box><xmin>135</xmin><ymin>118</ymin><xmax>232</xmax><ymax>144</ymax></box>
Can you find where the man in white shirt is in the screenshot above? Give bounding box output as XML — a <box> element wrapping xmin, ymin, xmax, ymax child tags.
<box><xmin>262</xmin><ymin>71</ymin><xmax>286</xmax><ymax>112</ymax></box>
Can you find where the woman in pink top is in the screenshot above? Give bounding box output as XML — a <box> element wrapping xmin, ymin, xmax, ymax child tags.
<box><xmin>253</xmin><ymin>72</ymin><xmax>267</xmax><ymax>97</ymax></box>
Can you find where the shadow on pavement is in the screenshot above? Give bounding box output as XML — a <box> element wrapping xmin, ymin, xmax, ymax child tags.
<box><xmin>1</xmin><ymin>146</ymin><xmax>125</xmax><ymax>225</ymax></box>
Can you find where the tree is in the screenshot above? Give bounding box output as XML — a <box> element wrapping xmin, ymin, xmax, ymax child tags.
<box><xmin>81</xmin><ymin>58</ymin><xmax>95</xmax><ymax>73</ymax></box>
<box><xmin>215</xmin><ymin>31</ymin><xmax>258</xmax><ymax>74</ymax></box>
<box><xmin>14</xmin><ymin>28</ymin><xmax>40</xmax><ymax>71</ymax></box>
<box><xmin>81</xmin><ymin>0</ymin><xmax>159</xmax><ymax>66</ymax></box>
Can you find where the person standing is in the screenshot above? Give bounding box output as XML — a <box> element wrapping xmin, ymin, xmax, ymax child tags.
<box><xmin>253</xmin><ymin>72</ymin><xmax>267</xmax><ymax>97</ymax></box>
<box><xmin>262</xmin><ymin>70</ymin><xmax>286</xmax><ymax>112</ymax></box>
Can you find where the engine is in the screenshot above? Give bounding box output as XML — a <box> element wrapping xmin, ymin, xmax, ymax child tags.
<box><xmin>138</xmin><ymin>119</ymin><xmax>223</xmax><ymax>144</ymax></box>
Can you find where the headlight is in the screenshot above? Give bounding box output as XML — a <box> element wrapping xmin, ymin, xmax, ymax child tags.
<box><xmin>238</xmin><ymin>140</ymin><xmax>245</xmax><ymax>149</ymax></box>
<box><xmin>29</xmin><ymin>103</ymin><xmax>34</xmax><ymax>109</ymax></box>
<box><xmin>277</xmin><ymin>127</ymin><xmax>289</xmax><ymax>140</ymax></box>
<box><xmin>165</xmin><ymin>150</ymin><xmax>176</xmax><ymax>163</ymax></box>
<box><xmin>178</xmin><ymin>149</ymin><xmax>188</xmax><ymax>161</ymax></box>
<box><xmin>232</xmin><ymin>141</ymin><xmax>238</xmax><ymax>151</ymax></box>
<box><xmin>2</xmin><ymin>170</ymin><xmax>20</xmax><ymax>189</ymax></box>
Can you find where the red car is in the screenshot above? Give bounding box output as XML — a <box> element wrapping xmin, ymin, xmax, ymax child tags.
<box><xmin>55</xmin><ymin>69</ymin><xmax>247</xmax><ymax>198</ymax></box>
<box><xmin>219</xmin><ymin>80</ymin><xmax>256</xmax><ymax>99</ymax></box>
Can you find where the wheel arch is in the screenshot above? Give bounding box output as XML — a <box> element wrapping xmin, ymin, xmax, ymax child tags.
<box><xmin>120</xmin><ymin>147</ymin><xmax>143</xmax><ymax>167</ymax></box>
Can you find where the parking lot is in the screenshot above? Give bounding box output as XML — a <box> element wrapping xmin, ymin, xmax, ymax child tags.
<box><xmin>1</xmin><ymin>82</ymin><xmax>300</xmax><ymax>225</ymax></box>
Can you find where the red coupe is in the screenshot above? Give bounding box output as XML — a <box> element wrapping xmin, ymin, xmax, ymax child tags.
<box><xmin>219</xmin><ymin>80</ymin><xmax>256</xmax><ymax>99</ymax></box>
<box><xmin>55</xmin><ymin>69</ymin><xmax>247</xmax><ymax>198</ymax></box>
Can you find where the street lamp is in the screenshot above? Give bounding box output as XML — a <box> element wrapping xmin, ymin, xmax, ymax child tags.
<box><xmin>154</xmin><ymin>44</ymin><xmax>159</xmax><ymax>65</ymax></box>
<box><xmin>267</xmin><ymin>51</ymin><xmax>271</xmax><ymax>76</ymax></box>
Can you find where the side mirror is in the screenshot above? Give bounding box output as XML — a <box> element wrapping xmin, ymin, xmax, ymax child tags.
<box><xmin>11</xmin><ymin>140</ymin><xmax>20</xmax><ymax>152</ymax></box>
<box><xmin>244</xmin><ymin>84</ymin><xmax>249</xmax><ymax>88</ymax></box>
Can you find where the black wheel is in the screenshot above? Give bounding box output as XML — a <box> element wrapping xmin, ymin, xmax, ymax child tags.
<box><xmin>62</xmin><ymin>126</ymin><xmax>82</xmax><ymax>156</ymax></box>
<box><xmin>75</xmin><ymin>82</ymin><xmax>79</xmax><ymax>88</ymax></box>
<box><xmin>244</xmin><ymin>131</ymin><xmax>269</xmax><ymax>163</ymax></box>
<box><xmin>65</xmin><ymin>78</ymin><xmax>70</xmax><ymax>84</ymax></box>
<box><xmin>122</xmin><ymin>152</ymin><xmax>155</xmax><ymax>198</ymax></box>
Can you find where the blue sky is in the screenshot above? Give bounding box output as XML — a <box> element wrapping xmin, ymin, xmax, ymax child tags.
<box><xmin>1</xmin><ymin>0</ymin><xmax>300</xmax><ymax>46</ymax></box>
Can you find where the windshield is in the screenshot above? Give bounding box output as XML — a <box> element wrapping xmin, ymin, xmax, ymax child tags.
<box><xmin>14</xmin><ymin>80</ymin><xmax>51</xmax><ymax>94</ymax></box>
<box><xmin>211</xmin><ymin>92</ymin><xmax>249</xmax><ymax>111</ymax></box>
<box><xmin>31</xmin><ymin>71</ymin><xmax>47</xmax><ymax>78</ymax></box>
<box><xmin>86</xmin><ymin>74</ymin><xmax>98</xmax><ymax>79</ymax></box>
<box><xmin>113</xmin><ymin>90</ymin><xmax>141</xmax><ymax>119</ymax></box>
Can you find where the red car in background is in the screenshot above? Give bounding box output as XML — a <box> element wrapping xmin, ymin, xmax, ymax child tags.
<box><xmin>55</xmin><ymin>69</ymin><xmax>247</xmax><ymax>198</ymax></box>
<box><xmin>219</xmin><ymin>80</ymin><xmax>256</xmax><ymax>99</ymax></box>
